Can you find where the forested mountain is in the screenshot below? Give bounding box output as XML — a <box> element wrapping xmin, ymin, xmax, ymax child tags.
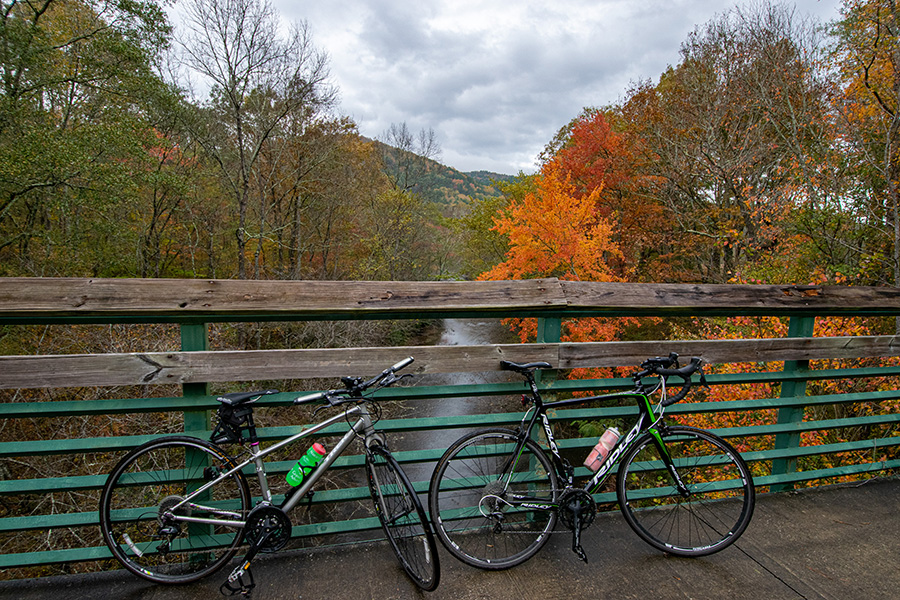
<box><xmin>374</xmin><ymin>139</ymin><xmax>513</xmax><ymax>214</ymax></box>
<box><xmin>415</xmin><ymin>166</ymin><xmax>512</xmax><ymax>213</ymax></box>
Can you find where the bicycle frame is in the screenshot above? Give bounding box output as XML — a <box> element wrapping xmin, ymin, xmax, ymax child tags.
<box><xmin>502</xmin><ymin>380</ymin><xmax>685</xmax><ymax>511</ymax></box>
<box><xmin>166</xmin><ymin>402</ymin><xmax>378</xmax><ymax>529</ymax></box>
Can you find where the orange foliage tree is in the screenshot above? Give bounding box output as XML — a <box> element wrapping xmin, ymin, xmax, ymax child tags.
<box><xmin>481</xmin><ymin>161</ymin><xmax>619</xmax><ymax>283</ymax></box>
<box><xmin>671</xmin><ymin>312</ymin><xmax>900</xmax><ymax>485</ymax></box>
<box><xmin>479</xmin><ymin>146</ymin><xmax>636</xmax><ymax>353</ymax></box>
<box><xmin>541</xmin><ymin>109</ymin><xmax>668</xmax><ymax>280</ymax></box>
<box><xmin>830</xmin><ymin>0</ymin><xmax>900</xmax><ymax>291</ymax></box>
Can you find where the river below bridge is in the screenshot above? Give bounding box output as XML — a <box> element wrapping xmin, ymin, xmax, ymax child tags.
<box><xmin>393</xmin><ymin>318</ymin><xmax>518</xmax><ymax>483</ymax></box>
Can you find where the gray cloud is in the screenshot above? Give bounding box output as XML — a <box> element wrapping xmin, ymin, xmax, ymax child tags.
<box><xmin>275</xmin><ymin>0</ymin><xmax>842</xmax><ymax>174</ymax></box>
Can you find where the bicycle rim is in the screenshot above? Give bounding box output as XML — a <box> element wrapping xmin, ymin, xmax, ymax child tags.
<box><xmin>366</xmin><ymin>445</ymin><xmax>440</xmax><ymax>591</ymax></box>
<box><xmin>99</xmin><ymin>436</ymin><xmax>250</xmax><ymax>584</ymax></box>
<box><xmin>428</xmin><ymin>428</ymin><xmax>558</xmax><ymax>570</ymax></box>
<box><xmin>617</xmin><ymin>426</ymin><xmax>755</xmax><ymax>556</ymax></box>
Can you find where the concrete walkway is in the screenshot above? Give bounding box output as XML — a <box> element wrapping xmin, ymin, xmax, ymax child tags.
<box><xmin>2</xmin><ymin>477</ymin><xmax>897</xmax><ymax>600</ymax></box>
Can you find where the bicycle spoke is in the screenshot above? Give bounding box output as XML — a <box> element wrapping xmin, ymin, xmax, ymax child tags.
<box><xmin>429</xmin><ymin>428</ymin><xmax>558</xmax><ymax>570</ymax></box>
<box><xmin>618</xmin><ymin>427</ymin><xmax>754</xmax><ymax>556</ymax></box>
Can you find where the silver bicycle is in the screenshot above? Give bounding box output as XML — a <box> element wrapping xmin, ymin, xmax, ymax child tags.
<box><xmin>99</xmin><ymin>357</ymin><xmax>439</xmax><ymax>595</ymax></box>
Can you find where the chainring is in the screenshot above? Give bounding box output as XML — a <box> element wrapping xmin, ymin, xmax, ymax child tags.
<box><xmin>244</xmin><ymin>505</ymin><xmax>292</xmax><ymax>553</ymax></box>
<box><xmin>558</xmin><ymin>489</ymin><xmax>597</xmax><ymax>532</ymax></box>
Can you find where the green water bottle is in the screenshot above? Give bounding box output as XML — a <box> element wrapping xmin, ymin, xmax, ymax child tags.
<box><xmin>286</xmin><ymin>442</ymin><xmax>326</xmax><ymax>487</ymax></box>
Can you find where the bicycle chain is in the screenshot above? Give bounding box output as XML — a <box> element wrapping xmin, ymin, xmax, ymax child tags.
<box><xmin>479</xmin><ymin>487</ymin><xmax>601</xmax><ymax>536</ymax></box>
<box><xmin>558</xmin><ymin>489</ymin><xmax>596</xmax><ymax>531</ymax></box>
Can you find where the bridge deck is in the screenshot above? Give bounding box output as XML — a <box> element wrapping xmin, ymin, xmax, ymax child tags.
<box><xmin>1</xmin><ymin>477</ymin><xmax>897</xmax><ymax>600</ymax></box>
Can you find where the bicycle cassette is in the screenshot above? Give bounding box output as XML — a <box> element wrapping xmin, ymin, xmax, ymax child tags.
<box><xmin>558</xmin><ymin>489</ymin><xmax>596</xmax><ymax>532</ymax></box>
<box><xmin>244</xmin><ymin>505</ymin><xmax>292</xmax><ymax>553</ymax></box>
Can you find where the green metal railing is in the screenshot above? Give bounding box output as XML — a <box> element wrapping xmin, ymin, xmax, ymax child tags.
<box><xmin>0</xmin><ymin>279</ymin><xmax>898</xmax><ymax>577</ymax></box>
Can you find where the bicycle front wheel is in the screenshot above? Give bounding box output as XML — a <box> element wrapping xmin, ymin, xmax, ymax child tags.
<box><xmin>366</xmin><ymin>444</ymin><xmax>440</xmax><ymax>591</ymax></box>
<box><xmin>99</xmin><ymin>436</ymin><xmax>251</xmax><ymax>584</ymax></box>
<box><xmin>617</xmin><ymin>426</ymin><xmax>755</xmax><ymax>557</ymax></box>
<box><xmin>428</xmin><ymin>428</ymin><xmax>558</xmax><ymax>570</ymax></box>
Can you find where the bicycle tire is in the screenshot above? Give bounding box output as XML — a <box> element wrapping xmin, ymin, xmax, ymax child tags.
<box><xmin>99</xmin><ymin>435</ymin><xmax>251</xmax><ymax>584</ymax></box>
<box><xmin>428</xmin><ymin>428</ymin><xmax>558</xmax><ymax>570</ymax></box>
<box><xmin>616</xmin><ymin>426</ymin><xmax>755</xmax><ymax>556</ymax></box>
<box><xmin>366</xmin><ymin>444</ymin><xmax>440</xmax><ymax>591</ymax></box>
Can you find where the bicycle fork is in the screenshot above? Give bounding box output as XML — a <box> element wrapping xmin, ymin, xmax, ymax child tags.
<box><xmin>648</xmin><ymin>427</ymin><xmax>691</xmax><ymax>498</ymax></box>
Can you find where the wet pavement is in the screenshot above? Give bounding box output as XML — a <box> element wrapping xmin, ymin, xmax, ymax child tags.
<box><xmin>3</xmin><ymin>476</ymin><xmax>897</xmax><ymax>600</ymax></box>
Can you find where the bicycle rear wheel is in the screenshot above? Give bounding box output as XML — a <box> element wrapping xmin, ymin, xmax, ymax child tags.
<box><xmin>617</xmin><ymin>426</ymin><xmax>755</xmax><ymax>556</ymax></box>
<box><xmin>99</xmin><ymin>436</ymin><xmax>251</xmax><ymax>584</ymax></box>
<box><xmin>366</xmin><ymin>444</ymin><xmax>440</xmax><ymax>591</ymax></box>
<box><xmin>428</xmin><ymin>428</ymin><xmax>558</xmax><ymax>570</ymax></box>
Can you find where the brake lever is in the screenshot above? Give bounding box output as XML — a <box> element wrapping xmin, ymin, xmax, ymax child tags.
<box><xmin>379</xmin><ymin>372</ymin><xmax>413</xmax><ymax>389</ymax></box>
<box><xmin>312</xmin><ymin>393</ymin><xmax>346</xmax><ymax>417</ymax></box>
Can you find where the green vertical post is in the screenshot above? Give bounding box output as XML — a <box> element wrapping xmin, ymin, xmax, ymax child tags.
<box><xmin>180</xmin><ymin>323</ymin><xmax>209</xmax><ymax>434</ymax></box>
<box><xmin>770</xmin><ymin>316</ymin><xmax>815</xmax><ymax>492</ymax></box>
<box><xmin>180</xmin><ymin>323</ymin><xmax>214</xmax><ymax>551</ymax></box>
<box><xmin>534</xmin><ymin>317</ymin><xmax>561</xmax><ymax>446</ymax></box>
<box><xmin>535</xmin><ymin>317</ymin><xmax>561</xmax><ymax>386</ymax></box>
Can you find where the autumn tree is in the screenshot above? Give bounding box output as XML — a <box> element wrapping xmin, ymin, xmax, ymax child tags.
<box><xmin>622</xmin><ymin>3</ymin><xmax>833</xmax><ymax>283</ymax></box>
<box><xmin>0</xmin><ymin>0</ymin><xmax>176</xmax><ymax>276</ymax></box>
<box><xmin>176</xmin><ymin>0</ymin><xmax>336</xmax><ymax>279</ymax></box>
<box><xmin>830</xmin><ymin>0</ymin><xmax>900</xmax><ymax>292</ymax></box>
<box><xmin>352</xmin><ymin>187</ymin><xmax>443</xmax><ymax>280</ymax></box>
<box><xmin>261</xmin><ymin>119</ymin><xmax>387</xmax><ymax>280</ymax></box>
<box><xmin>480</xmin><ymin>159</ymin><xmax>632</xmax><ymax>344</ymax></box>
<box><xmin>134</xmin><ymin>127</ymin><xmax>227</xmax><ymax>278</ymax></box>
<box><xmin>482</xmin><ymin>161</ymin><xmax>620</xmax><ymax>282</ymax></box>
<box><xmin>540</xmin><ymin>108</ymin><xmax>668</xmax><ymax>280</ymax></box>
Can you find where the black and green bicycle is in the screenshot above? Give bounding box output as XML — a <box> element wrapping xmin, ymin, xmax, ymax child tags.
<box><xmin>428</xmin><ymin>353</ymin><xmax>755</xmax><ymax>569</ymax></box>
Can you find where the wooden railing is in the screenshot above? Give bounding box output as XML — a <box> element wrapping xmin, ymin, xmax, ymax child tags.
<box><xmin>0</xmin><ymin>277</ymin><xmax>899</xmax><ymax>575</ymax></box>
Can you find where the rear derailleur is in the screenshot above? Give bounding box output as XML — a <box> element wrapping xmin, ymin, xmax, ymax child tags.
<box><xmin>558</xmin><ymin>489</ymin><xmax>596</xmax><ymax>563</ymax></box>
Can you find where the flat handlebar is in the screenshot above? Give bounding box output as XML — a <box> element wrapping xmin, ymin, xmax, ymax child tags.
<box><xmin>293</xmin><ymin>357</ymin><xmax>415</xmax><ymax>405</ymax></box>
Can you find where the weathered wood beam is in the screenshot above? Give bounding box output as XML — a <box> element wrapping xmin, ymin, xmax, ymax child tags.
<box><xmin>0</xmin><ymin>278</ymin><xmax>566</xmax><ymax>323</ymax></box>
<box><xmin>558</xmin><ymin>335</ymin><xmax>900</xmax><ymax>367</ymax></box>
<box><xmin>0</xmin><ymin>344</ymin><xmax>555</xmax><ymax>388</ymax></box>
<box><xmin>1</xmin><ymin>278</ymin><xmax>899</xmax><ymax>324</ymax></box>
<box><xmin>3</xmin><ymin>336</ymin><xmax>898</xmax><ymax>389</ymax></box>
<box><xmin>559</xmin><ymin>281</ymin><xmax>900</xmax><ymax>315</ymax></box>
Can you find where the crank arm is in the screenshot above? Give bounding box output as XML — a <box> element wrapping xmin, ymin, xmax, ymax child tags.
<box><xmin>221</xmin><ymin>528</ymin><xmax>274</xmax><ymax>596</ymax></box>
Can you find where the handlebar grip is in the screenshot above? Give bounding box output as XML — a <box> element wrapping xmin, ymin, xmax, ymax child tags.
<box><xmin>662</xmin><ymin>384</ymin><xmax>691</xmax><ymax>406</ymax></box>
<box><xmin>294</xmin><ymin>391</ymin><xmax>326</xmax><ymax>405</ymax></box>
<box><xmin>656</xmin><ymin>356</ymin><xmax>703</xmax><ymax>379</ymax></box>
<box><xmin>391</xmin><ymin>356</ymin><xmax>414</xmax><ymax>372</ymax></box>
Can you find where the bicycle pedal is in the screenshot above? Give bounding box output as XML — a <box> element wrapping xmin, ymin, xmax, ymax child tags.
<box><xmin>573</xmin><ymin>543</ymin><xmax>588</xmax><ymax>563</ymax></box>
<box><xmin>571</xmin><ymin>522</ymin><xmax>589</xmax><ymax>563</ymax></box>
<box><xmin>220</xmin><ymin>569</ymin><xmax>255</xmax><ymax>597</ymax></box>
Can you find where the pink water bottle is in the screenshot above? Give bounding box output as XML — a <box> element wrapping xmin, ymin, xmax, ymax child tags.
<box><xmin>583</xmin><ymin>427</ymin><xmax>620</xmax><ymax>472</ymax></box>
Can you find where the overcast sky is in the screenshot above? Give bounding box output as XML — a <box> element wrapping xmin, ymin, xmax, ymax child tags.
<box><xmin>271</xmin><ymin>1</ymin><xmax>843</xmax><ymax>175</ymax></box>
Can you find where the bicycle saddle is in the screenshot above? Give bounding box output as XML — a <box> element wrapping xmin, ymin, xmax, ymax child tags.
<box><xmin>499</xmin><ymin>360</ymin><xmax>552</xmax><ymax>373</ymax></box>
<box><xmin>216</xmin><ymin>389</ymin><xmax>279</xmax><ymax>406</ymax></box>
